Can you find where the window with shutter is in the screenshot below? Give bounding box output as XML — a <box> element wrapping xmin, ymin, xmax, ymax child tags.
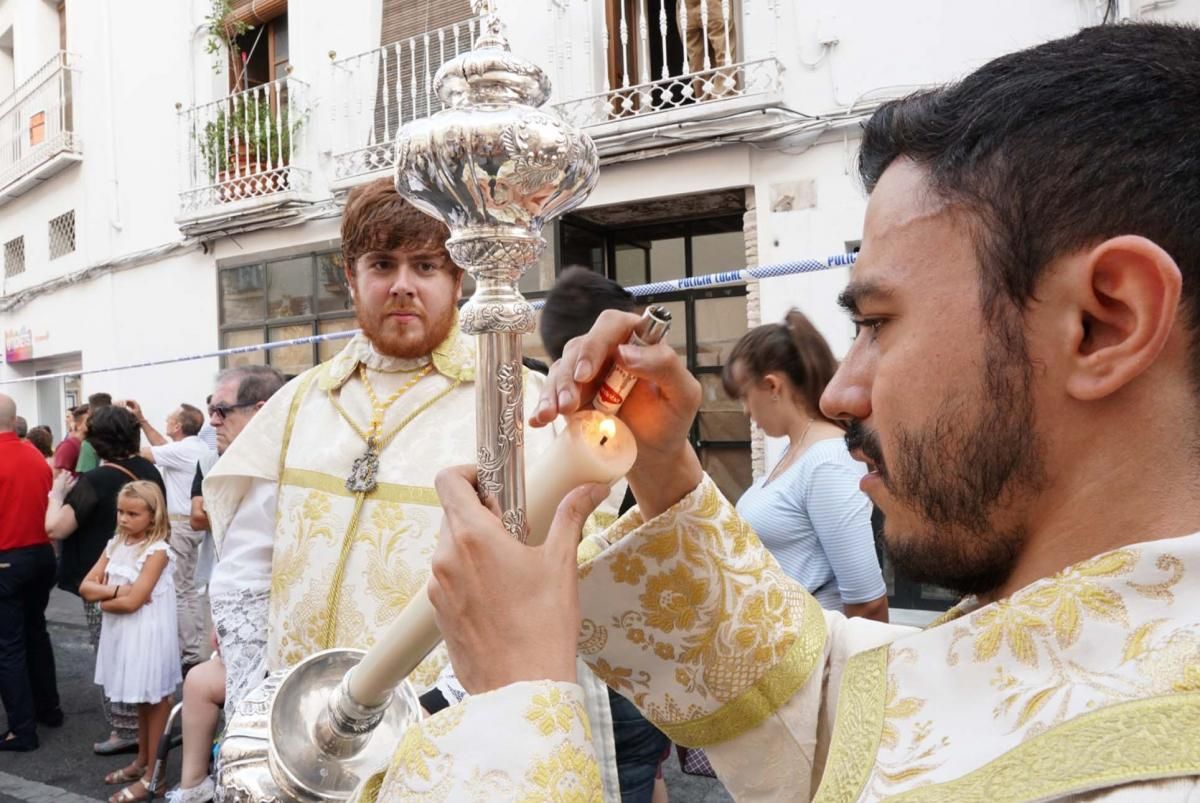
<box><xmin>380</xmin><ymin>0</ymin><xmax>473</xmax><ymax>46</ymax></box>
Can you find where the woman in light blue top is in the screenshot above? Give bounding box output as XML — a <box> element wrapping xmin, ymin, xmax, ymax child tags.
<box><xmin>724</xmin><ymin>310</ymin><xmax>889</xmax><ymax>621</ymax></box>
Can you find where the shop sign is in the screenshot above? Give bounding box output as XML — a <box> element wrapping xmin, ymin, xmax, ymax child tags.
<box><xmin>4</xmin><ymin>326</ymin><xmax>33</xmax><ymax>362</ymax></box>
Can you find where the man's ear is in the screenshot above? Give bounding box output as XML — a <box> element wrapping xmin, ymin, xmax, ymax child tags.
<box><xmin>1064</xmin><ymin>235</ymin><xmax>1182</xmax><ymax>402</ymax></box>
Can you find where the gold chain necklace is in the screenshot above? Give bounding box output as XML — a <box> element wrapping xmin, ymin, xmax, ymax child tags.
<box><xmin>338</xmin><ymin>362</ymin><xmax>433</xmax><ymax>493</ymax></box>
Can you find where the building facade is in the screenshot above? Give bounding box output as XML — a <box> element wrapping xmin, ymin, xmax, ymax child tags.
<box><xmin>3</xmin><ymin>0</ymin><xmax>1196</xmax><ymax>611</ymax></box>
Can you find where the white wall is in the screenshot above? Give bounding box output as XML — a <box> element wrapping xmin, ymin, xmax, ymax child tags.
<box><xmin>1</xmin><ymin>245</ymin><xmax>219</xmax><ymax>433</ymax></box>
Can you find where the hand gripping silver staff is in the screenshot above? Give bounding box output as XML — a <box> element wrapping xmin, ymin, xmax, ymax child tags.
<box><xmin>213</xmin><ymin>6</ymin><xmax>600</xmax><ymax>801</ymax></box>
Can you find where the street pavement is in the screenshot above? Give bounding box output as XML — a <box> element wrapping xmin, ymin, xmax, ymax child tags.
<box><xmin>1</xmin><ymin>588</ymin><xmax>731</xmax><ymax>802</ymax></box>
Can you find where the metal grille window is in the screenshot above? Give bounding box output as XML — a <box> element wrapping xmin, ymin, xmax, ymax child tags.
<box><xmin>4</xmin><ymin>236</ymin><xmax>25</xmax><ymax>277</ymax></box>
<box><xmin>219</xmin><ymin>250</ymin><xmax>353</xmax><ymax>375</ymax></box>
<box><xmin>48</xmin><ymin>210</ymin><xmax>75</xmax><ymax>259</ymax></box>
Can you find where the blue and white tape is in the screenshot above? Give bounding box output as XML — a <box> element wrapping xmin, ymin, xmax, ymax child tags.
<box><xmin>1</xmin><ymin>252</ymin><xmax>856</xmax><ymax>384</ymax></box>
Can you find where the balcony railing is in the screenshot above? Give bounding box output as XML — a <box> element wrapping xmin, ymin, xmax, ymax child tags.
<box><xmin>177</xmin><ymin>75</ymin><xmax>311</xmax><ymax>220</ymax></box>
<box><xmin>554</xmin><ymin>1</ymin><xmax>781</xmax><ymax>131</ymax></box>
<box><xmin>328</xmin><ymin>17</ymin><xmax>483</xmax><ymax>186</ymax></box>
<box><xmin>0</xmin><ymin>52</ymin><xmax>82</xmax><ymax>204</ymax></box>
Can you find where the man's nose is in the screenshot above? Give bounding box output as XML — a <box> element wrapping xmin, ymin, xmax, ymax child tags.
<box><xmin>820</xmin><ymin>345</ymin><xmax>872</xmax><ymax>423</ymax></box>
<box><xmin>389</xmin><ymin>265</ymin><xmax>419</xmax><ymax>296</ymax></box>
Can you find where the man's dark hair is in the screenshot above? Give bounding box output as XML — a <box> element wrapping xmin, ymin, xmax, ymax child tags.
<box><xmin>177</xmin><ymin>404</ymin><xmax>205</xmax><ymax>437</ymax></box>
<box><xmin>859</xmin><ymin>23</ymin><xmax>1200</xmax><ymax>374</ymax></box>
<box><xmin>27</xmin><ymin>426</ymin><xmax>53</xmax><ymax>457</ymax></box>
<box><xmin>71</xmin><ymin>404</ymin><xmax>90</xmax><ymax>420</ymax></box>
<box><xmin>14</xmin><ymin>415</ymin><xmax>28</xmax><ymax>439</ymax></box>
<box><xmin>88</xmin><ymin>392</ymin><xmax>112</xmax><ymax>408</ymax></box>
<box><xmin>217</xmin><ymin>365</ymin><xmax>287</xmax><ymax>406</ymax></box>
<box><xmin>87</xmin><ymin>405</ymin><xmax>141</xmax><ymax>461</ymax></box>
<box><xmin>540</xmin><ymin>267</ymin><xmax>637</xmax><ymax>361</ymax></box>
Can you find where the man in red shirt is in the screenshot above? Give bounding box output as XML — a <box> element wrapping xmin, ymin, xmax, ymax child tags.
<box><xmin>0</xmin><ymin>393</ymin><xmax>62</xmax><ymax>751</ymax></box>
<box><xmin>52</xmin><ymin>404</ymin><xmax>87</xmax><ymax>477</ymax></box>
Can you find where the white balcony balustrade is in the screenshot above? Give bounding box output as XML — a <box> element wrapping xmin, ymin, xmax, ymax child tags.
<box><xmin>555</xmin><ymin>1</ymin><xmax>781</xmax><ymax>134</ymax></box>
<box><xmin>177</xmin><ymin>75</ymin><xmax>311</xmax><ymax>222</ymax></box>
<box><xmin>0</xmin><ymin>52</ymin><xmax>83</xmax><ymax>206</ymax></box>
<box><xmin>328</xmin><ymin>17</ymin><xmax>482</xmax><ymax>187</ymax></box>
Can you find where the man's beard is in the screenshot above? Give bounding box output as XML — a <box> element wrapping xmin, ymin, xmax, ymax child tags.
<box><xmin>846</xmin><ymin>336</ymin><xmax>1045</xmax><ymax>597</ymax></box>
<box><xmin>358</xmin><ymin>304</ymin><xmax>456</xmax><ymax>360</ymax></box>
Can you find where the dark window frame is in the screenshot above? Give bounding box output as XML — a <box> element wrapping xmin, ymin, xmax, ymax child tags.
<box><xmin>217</xmin><ymin>249</ymin><xmax>353</xmax><ymax>372</ymax></box>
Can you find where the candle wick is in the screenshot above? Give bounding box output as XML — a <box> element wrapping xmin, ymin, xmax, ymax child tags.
<box><xmin>600</xmin><ymin>435</ymin><xmax>609</xmax><ymax>447</ymax></box>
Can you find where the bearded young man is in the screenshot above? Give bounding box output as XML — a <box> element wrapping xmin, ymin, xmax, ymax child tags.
<box><xmin>358</xmin><ymin>23</ymin><xmax>1200</xmax><ymax>802</ymax></box>
<box><xmin>203</xmin><ymin>178</ymin><xmax>623</xmax><ymax>799</ymax></box>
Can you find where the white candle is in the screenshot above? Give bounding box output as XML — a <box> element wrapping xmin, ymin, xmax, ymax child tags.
<box><xmin>524</xmin><ymin>409</ymin><xmax>637</xmax><ymax>547</ymax></box>
<box><xmin>348</xmin><ymin>587</ymin><xmax>440</xmax><ymax>708</ymax></box>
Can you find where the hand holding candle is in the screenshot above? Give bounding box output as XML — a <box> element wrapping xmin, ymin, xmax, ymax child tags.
<box><xmin>524</xmin><ymin>410</ymin><xmax>637</xmax><ymax>546</ymax></box>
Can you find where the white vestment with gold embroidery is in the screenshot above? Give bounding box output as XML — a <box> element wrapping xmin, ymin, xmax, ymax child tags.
<box><xmin>205</xmin><ymin>327</ymin><xmax>622</xmax><ymax>800</ymax></box>
<box><xmin>363</xmin><ymin>474</ymin><xmax>1200</xmax><ymax>802</ymax></box>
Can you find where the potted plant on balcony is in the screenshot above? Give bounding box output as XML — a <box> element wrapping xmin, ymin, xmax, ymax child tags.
<box><xmin>199</xmin><ymin>94</ymin><xmax>302</xmax><ymax>201</ymax></box>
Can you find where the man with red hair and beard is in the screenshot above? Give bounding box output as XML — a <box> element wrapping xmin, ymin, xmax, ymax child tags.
<box><xmin>202</xmin><ymin>178</ymin><xmax>622</xmax><ymax>799</ymax></box>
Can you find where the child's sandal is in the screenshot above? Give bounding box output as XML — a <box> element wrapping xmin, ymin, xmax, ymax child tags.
<box><xmin>109</xmin><ymin>779</ymin><xmax>151</xmax><ymax>803</ymax></box>
<box><xmin>104</xmin><ymin>763</ymin><xmax>146</xmax><ymax>785</ymax></box>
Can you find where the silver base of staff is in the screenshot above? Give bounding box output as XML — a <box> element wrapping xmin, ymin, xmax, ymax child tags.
<box><xmin>216</xmin><ymin>648</ymin><xmax>422</xmax><ymax>802</ymax></box>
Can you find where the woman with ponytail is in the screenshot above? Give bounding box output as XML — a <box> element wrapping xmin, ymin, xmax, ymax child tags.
<box><xmin>722</xmin><ymin>310</ymin><xmax>889</xmax><ymax>621</ymax></box>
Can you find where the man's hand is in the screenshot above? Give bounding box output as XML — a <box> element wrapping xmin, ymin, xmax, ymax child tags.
<box><xmin>123</xmin><ymin>399</ymin><xmax>145</xmax><ymax>424</ymax></box>
<box><xmin>530</xmin><ymin>309</ymin><xmax>704</xmax><ymax>518</ymax></box>
<box><xmin>427</xmin><ymin>465</ymin><xmax>608</xmax><ymax>695</ymax></box>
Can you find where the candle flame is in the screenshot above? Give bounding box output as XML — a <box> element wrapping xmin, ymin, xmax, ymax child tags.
<box><xmin>599</xmin><ymin>417</ymin><xmax>617</xmax><ymax>439</ymax></box>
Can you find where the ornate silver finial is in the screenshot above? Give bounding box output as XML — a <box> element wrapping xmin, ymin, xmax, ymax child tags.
<box><xmin>395</xmin><ymin>12</ymin><xmax>599</xmax><ymax>539</ymax></box>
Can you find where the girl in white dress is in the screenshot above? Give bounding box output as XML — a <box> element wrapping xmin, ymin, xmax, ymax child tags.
<box><xmin>80</xmin><ymin>480</ymin><xmax>182</xmax><ymax>803</ymax></box>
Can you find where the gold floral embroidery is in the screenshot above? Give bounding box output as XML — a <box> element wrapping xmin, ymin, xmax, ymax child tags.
<box><xmin>589</xmin><ymin>658</ymin><xmax>640</xmax><ymax>695</ymax></box>
<box><xmin>971</xmin><ymin>600</ymin><xmax>1048</xmax><ymax>667</ymax></box>
<box><xmin>611</xmin><ymin>553</ymin><xmax>646</xmax><ymax>585</ymax></box>
<box><xmin>733</xmin><ymin>586</ymin><xmax>795</xmax><ymax>665</ymax></box>
<box><xmin>1123</xmin><ymin>618</ymin><xmax>1167</xmax><ymax>662</ymax></box>
<box><xmin>879</xmin><ymin>677</ymin><xmax>924</xmax><ymax>751</ymax></box>
<box><xmin>1024</xmin><ymin>550</ymin><xmax>1134</xmax><ymax>649</ymax></box>
<box><xmin>301</xmin><ymin>491</ymin><xmax>332</xmax><ymax>524</ymax></box>
<box><xmin>391</xmin><ymin>724</ymin><xmax>441</xmax><ymax>783</ymax></box>
<box><xmin>640</xmin><ymin>564</ymin><xmax>709</xmax><ymax>633</ymax></box>
<box><xmin>520</xmin><ymin>743</ymin><xmax>602</xmax><ymax>803</ymax></box>
<box><xmin>1127</xmin><ymin>553</ymin><xmax>1185</xmax><ymax>602</ymax></box>
<box><xmin>525</xmin><ymin>687</ymin><xmax>576</xmax><ymax>737</ymax></box>
<box><xmin>581</xmin><ymin>475</ymin><xmax>821</xmax><ymax>743</ymax></box>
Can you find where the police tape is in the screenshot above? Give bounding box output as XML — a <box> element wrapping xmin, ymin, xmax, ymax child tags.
<box><xmin>0</xmin><ymin>251</ymin><xmax>856</xmax><ymax>384</ymax></box>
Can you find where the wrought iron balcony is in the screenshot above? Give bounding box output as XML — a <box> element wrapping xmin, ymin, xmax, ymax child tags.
<box><xmin>0</xmin><ymin>52</ymin><xmax>82</xmax><ymax>206</ymax></box>
<box><xmin>328</xmin><ymin>17</ymin><xmax>484</xmax><ymax>188</ymax></box>
<box><xmin>177</xmin><ymin>75</ymin><xmax>312</xmax><ymax>226</ymax></box>
<box><xmin>553</xmin><ymin>1</ymin><xmax>782</xmax><ymax>149</ymax></box>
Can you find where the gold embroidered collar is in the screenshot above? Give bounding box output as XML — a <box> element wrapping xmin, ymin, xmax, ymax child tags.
<box><xmin>318</xmin><ymin>313</ymin><xmax>475</xmax><ymax>391</ymax></box>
